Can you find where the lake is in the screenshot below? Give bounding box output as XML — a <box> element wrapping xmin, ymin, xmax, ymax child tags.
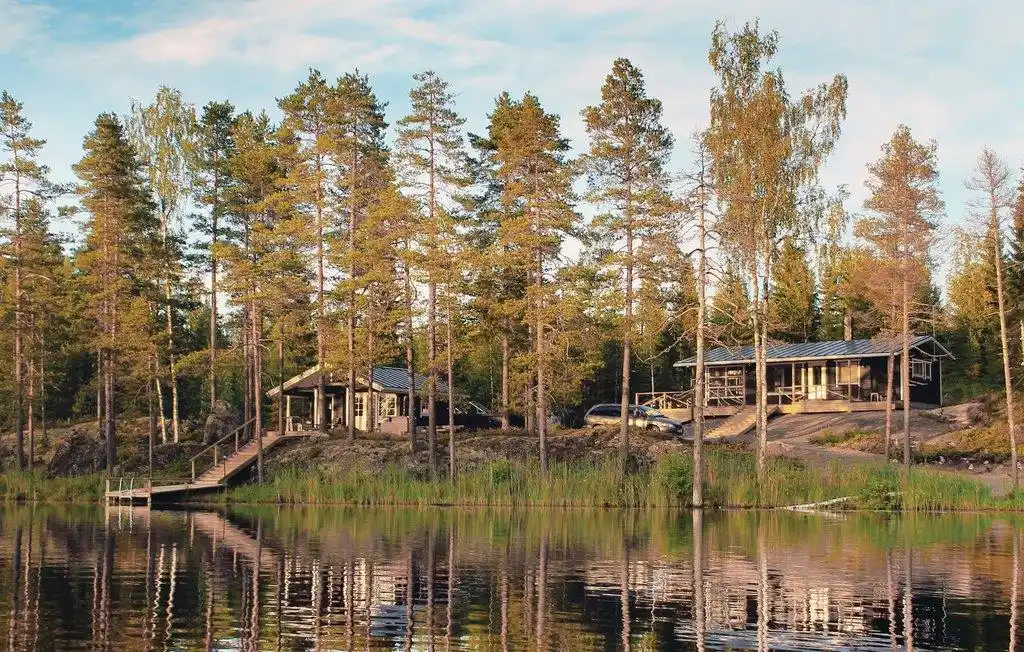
<box><xmin>0</xmin><ymin>506</ymin><xmax>1020</xmax><ymax>650</ymax></box>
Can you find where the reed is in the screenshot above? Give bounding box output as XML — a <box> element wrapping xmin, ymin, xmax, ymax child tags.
<box><xmin>0</xmin><ymin>471</ymin><xmax>106</xmax><ymax>503</ymax></box>
<box><xmin>220</xmin><ymin>450</ymin><xmax>1024</xmax><ymax>511</ymax></box>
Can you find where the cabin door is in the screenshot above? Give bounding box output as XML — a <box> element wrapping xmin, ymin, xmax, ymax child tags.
<box><xmin>808</xmin><ymin>362</ymin><xmax>827</xmax><ymax>400</ymax></box>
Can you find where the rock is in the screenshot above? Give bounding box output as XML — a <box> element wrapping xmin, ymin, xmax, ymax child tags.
<box><xmin>47</xmin><ymin>431</ymin><xmax>105</xmax><ymax>477</ymax></box>
<box><xmin>204</xmin><ymin>400</ymin><xmax>239</xmax><ymax>444</ymax></box>
<box><xmin>968</xmin><ymin>463</ymin><xmax>975</xmax><ymax>470</ymax></box>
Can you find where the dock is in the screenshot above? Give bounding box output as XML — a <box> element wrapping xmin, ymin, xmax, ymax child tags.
<box><xmin>105</xmin><ymin>426</ymin><xmax>313</xmax><ymax>505</ymax></box>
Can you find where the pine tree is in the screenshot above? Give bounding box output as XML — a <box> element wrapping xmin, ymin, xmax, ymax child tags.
<box><xmin>278</xmin><ymin>70</ymin><xmax>338</xmax><ymax>433</ymax></box>
<box><xmin>582</xmin><ymin>57</ymin><xmax>674</xmax><ymax>473</ymax></box>
<box><xmin>768</xmin><ymin>238</ymin><xmax>817</xmax><ymax>342</ymax></box>
<box><xmin>128</xmin><ymin>86</ymin><xmax>198</xmax><ymax>444</ymax></box>
<box><xmin>857</xmin><ymin>124</ymin><xmax>942</xmax><ymax>470</ymax></box>
<box><xmin>706</xmin><ymin>20</ymin><xmax>847</xmax><ymax>481</ymax></box>
<box><xmin>0</xmin><ymin>91</ymin><xmax>60</xmax><ymax>470</ymax></box>
<box><xmin>485</xmin><ymin>92</ymin><xmax>578</xmax><ymax>472</ymax></box>
<box><xmin>194</xmin><ymin>100</ymin><xmax>236</xmax><ymax>412</ymax></box>
<box><xmin>332</xmin><ymin>71</ymin><xmax>389</xmax><ymax>441</ymax></box>
<box><xmin>710</xmin><ymin>260</ymin><xmax>752</xmax><ymax>346</ymax></box>
<box><xmin>394</xmin><ymin>71</ymin><xmax>468</xmax><ymax>476</ymax></box>
<box><xmin>74</xmin><ymin>113</ymin><xmax>159</xmax><ymax>470</ymax></box>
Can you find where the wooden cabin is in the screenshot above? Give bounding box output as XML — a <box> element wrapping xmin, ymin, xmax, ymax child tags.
<box><xmin>670</xmin><ymin>335</ymin><xmax>953</xmax><ymax>412</ymax></box>
<box><xmin>267</xmin><ymin>365</ymin><xmax>450</xmax><ymax>433</ymax></box>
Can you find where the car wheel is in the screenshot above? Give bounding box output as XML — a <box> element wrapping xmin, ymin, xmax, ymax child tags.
<box><xmin>646</xmin><ymin>424</ymin><xmax>659</xmax><ymax>431</ymax></box>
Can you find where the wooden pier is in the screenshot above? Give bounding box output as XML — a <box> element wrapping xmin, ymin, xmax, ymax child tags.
<box><xmin>105</xmin><ymin>427</ymin><xmax>313</xmax><ymax>505</ymax></box>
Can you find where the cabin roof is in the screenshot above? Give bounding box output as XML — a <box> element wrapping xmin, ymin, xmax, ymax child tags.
<box><xmin>267</xmin><ymin>365</ymin><xmax>450</xmax><ymax>398</ymax></box>
<box><xmin>673</xmin><ymin>335</ymin><xmax>953</xmax><ymax>368</ymax></box>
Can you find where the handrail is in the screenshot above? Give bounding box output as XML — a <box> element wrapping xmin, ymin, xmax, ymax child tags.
<box><xmin>190</xmin><ymin>417</ymin><xmax>257</xmax><ymax>483</ymax></box>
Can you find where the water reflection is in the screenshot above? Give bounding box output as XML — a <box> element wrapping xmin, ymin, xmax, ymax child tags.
<box><xmin>0</xmin><ymin>506</ymin><xmax>1022</xmax><ymax>650</ymax></box>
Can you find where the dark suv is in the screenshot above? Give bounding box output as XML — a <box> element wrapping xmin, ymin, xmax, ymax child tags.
<box><xmin>583</xmin><ymin>404</ymin><xmax>683</xmax><ymax>434</ymax></box>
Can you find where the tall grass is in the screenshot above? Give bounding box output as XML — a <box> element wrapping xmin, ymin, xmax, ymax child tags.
<box><xmin>220</xmin><ymin>450</ymin><xmax>1024</xmax><ymax>511</ymax></box>
<box><xmin>0</xmin><ymin>471</ymin><xmax>106</xmax><ymax>503</ymax></box>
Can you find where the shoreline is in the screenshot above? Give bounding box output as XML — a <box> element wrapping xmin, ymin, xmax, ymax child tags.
<box><xmin>3</xmin><ymin>449</ymin><xmax>1021</xmax><ymax>512</ymax></box>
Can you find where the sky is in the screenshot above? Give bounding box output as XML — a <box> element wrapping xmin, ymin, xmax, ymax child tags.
<box><xmin>3</xmin><ymin>0</ymin><xmax>1023</xmax><ymax>266</ymax></box>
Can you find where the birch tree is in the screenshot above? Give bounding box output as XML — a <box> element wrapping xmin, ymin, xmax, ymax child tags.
<box><xmin>582</xmin><ymin>57</ymin><xmax>674</xmax><ymax>474</ymax></box>
<box><xmin>128</xmin><ymin>86</ymin><xmax>198</xmax><ymax>444</ymax></box>
<box><xmin>706</xmin><ymin>20</ymin><xmax>847</xmax><ymax>481</ymax></box>
<box><xmin>966</xmin><ymin>148</ymin><xmax>1018</xmax><ymax>488</ymax></box>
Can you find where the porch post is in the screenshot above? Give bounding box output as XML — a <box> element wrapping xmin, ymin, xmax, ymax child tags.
<box><xmin>312</xmin><ymin>388</ymin><xmax>320</xmax><ymax>427</ymax></box>
<box><xmin>285</xmin><ymin>395</ymin><xmax>291</xmax><ymax>430</ymax></box>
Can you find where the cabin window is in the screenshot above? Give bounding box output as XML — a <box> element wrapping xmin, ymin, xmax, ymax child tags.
<box><xmin>911</xmin><ymin>359</ymin><xmax>932</xmax><ymax>381</ymax></box>
<box><xmin>379</xmin><ymin>394</ymin><xmax>398</xmax><ymax>418</ymax></box>
<box><xmin>354</xmin><ymin>394</ymin><xmax>365</xmax><ymax>417</ymax></box>
<box><xmin>836</xmin><ymin>360</ymin><xmax>860</xmax><ymax>385</ymax></box>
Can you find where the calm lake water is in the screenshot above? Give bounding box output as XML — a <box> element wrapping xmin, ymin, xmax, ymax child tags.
<box><xmin>0</xmin><ymin>506</ymin><xmax>1021</xmax><ymax>651</ymax></box>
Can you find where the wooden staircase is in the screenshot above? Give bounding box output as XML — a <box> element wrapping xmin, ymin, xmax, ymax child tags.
<box><xmin>707</xmin><ymin>405</ymin><xmax>779</xmax><ymax>439</ymax></box>
<box><xmin>195</xmin><ymin>430</ymin><xmax>283</xmax><ymax>485</ymax></box>
<box><xmin>105</xmin><ymin>423</ymin><xmax>311</xmax><ymax>505</ymax></box>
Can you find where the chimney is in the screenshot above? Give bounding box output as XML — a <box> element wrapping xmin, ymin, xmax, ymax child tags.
<box><xmin>843</xmin><ymin>310</ymin><xmax>853</xmax><ymax>341</ymax></box>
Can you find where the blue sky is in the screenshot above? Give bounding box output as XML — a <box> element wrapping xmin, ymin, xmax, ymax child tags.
<box><xmin>3</xmin><ymin>0</ymin><xmax>1023</xmax><ymax>261</ymax></box>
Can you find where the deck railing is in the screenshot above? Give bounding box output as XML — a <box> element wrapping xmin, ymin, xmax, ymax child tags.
<box><xmin>635</xmin><ymin>390</ymin><xmax>694</xmax><ymax>409</ymax></box>
<box><xmin>190</xmin><ymin>417</ymin><xmax>257</xmax><ymax>483</ymax></box>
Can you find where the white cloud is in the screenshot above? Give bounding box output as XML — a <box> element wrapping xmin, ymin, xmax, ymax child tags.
<box><xmin>0</xmin><ymin>0</ymin><xmax>50</xmax><ymax>54</ymax></box>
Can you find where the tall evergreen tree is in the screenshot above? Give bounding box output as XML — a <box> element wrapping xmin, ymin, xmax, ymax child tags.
<box><xmin>74</xmin><ymin>113</ymin><xmax>158</xmax><ymax>470</ymax></box>
<box><xmin>581</xmin><ymin>57</ymin><xmax>674</xmax><ymax>473</ymax></box>
<box><xmin>332</xmin><ymin>70</ymin><xmax>389</xmax><ymax>442</ymax></box>
<box><xmin>768</xmin><ymin>237</ymin><xmax>817</xmax><ymax>342</ymax></box>
<box><xmin>485</xmin><ymin>92</ymin><xmax>578</xmax><ymax>472</ymax></box>
<box><xmin>278</xmin><ymin>70</ymin><xmax>337</xmax><ymax>433</ymax></box>
<box><xmin>394</xmin><ymin>71</ymin><xmax>467</xmax><ymax>475</ymax></box>
<box><xmin>858</xmin><ymin>124</ymin><xmax>942</xmax><ymax>470</ymax></box>
<box><xmin>0</xmin><ymin>91</ymin><xmax>58</xmax><ymax>469</ymax></box>
<box><xmin>194</xmin><ymin>100</ymin><xmax>236</xmax><ymax>412</ymax></box>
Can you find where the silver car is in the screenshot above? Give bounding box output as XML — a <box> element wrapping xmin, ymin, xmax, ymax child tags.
<box><xmin>583</xmin><ymin>404</ymin><xmax>682</xmax><ymax>433</ymax></box>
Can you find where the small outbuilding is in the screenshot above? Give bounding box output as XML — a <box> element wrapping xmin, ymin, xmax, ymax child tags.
<box><xmin>267</xmin><ymin>365</ymin><xmax>450</xmax><ymax>433</ymax></box>
<box><xmin>670</xmin><ymin>335</ymin><xmax>953</xmax><ymax>411</ymax></box>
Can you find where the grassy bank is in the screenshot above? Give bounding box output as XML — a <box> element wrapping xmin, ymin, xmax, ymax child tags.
<box><xmin>0</xmin><ymin>471</ymin><xmax>106</xmax><ymax>503</ymax></box>
<box><xmin>221</xmin><ymin>450</ymin><xmax>1024</xmax><ymax>511</ymax></box>
<box><xmin>2</xmin><ymin>449</ymin><xmax>1022</xmax><ymax>510</ymax></box>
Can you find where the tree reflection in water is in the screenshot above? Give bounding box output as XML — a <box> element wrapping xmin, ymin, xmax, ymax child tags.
<box><xmin>0</xmin><ymin>507</ymin><xmax>1022</xmax><ymax>649</ymax></box>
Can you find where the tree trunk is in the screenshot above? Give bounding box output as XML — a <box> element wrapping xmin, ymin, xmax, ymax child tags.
<box><xmin>347</xmin><ymin>145</ymin><xmax>358</xmax><ymax>443</ymax></box>
<box><xmin>404</xmin><ymin>253</ymin><xmax>417</xmax><ymax>451</ymax></box>
<box><xmin>619</xmin><ymin>224</ymin><xmax>633</xmax><ymax>476</ymax></box>
<box><xmin>26</xmin><ymin>354</ymin><xmax>34</xmax><ymax>470</ymax></box>
<box><xmin>252</xmin><ymin>300</ymin><xmax>263</xmax><ymax>484</ymax></box>
<box><xmin>692</xmin><ymin>191</ymin><xmax>708</xmax><ymax>508</ymax></box>
<box><xmin>884</xmin><ymin>348</ymin><xmax>895</xmax><ymax>459</ymax></box>
<box><xmin>12</xmin><ymin>174</ymin><xmax>24</xmax><ymax>471</ymax></box>
<box><xmin>209</xmin><ymin>178</ymin><xmax>219</xmax><ymax>410</ymax></box>
<box><xmin>163</xmin><ymin>237</ymin><xmax>179</xmax><ymax>444</ymax></box>
<box><xmin>316</xmin><ymin>183</ymin><xmax>327</xmax><ymax>433</ymax></box>
<box><xmin>155</xmin><ymin>364</ymin><xmax>167</xmax><ymax>445</ymax></box>
<box><xmin>751</xmin><ymin>258</ymin><xmax>767</xmax><ymax>482</ymax></box>
<box><xmin>500</xmin><ymin>329</ymin><xmax>510</xmax><ymax>432</ymax></box>
<box><xmin>428</xmin><ymin>278</ymin><xmax>438</xmax><ymax>478</ymax></box>
<box><xmin>242</xmin><ymin>304</ymin><xmax>251</xmax><ymax>441</ymax></box>
<box><xmin>277</xmin><ymin>336</ymin><xmax>285</xmax><ymax>437</ymax></box>
<box><xmin>536</xmin><ymin>252</ymin><xmax>548</xmax><ymax>474</ymax></box>
<box><xmin>446</xmin><ymin>300</ymin><xmax>456</xmax><ymax>480</ymax></box>
<box><xmin>902</xmin><ymin>276</ymin><xmax>912</xmax><ymax>472</ymax></box>
<box><xmin>993</xmin><ymin>210</ymin><xmax>1019</xmax><ymax>489</ymax></box>
<box><xmin>147</xmin><ymin>357</ymin><xmax>156</xmax><ymax>456</ymax></box>
<box><xmin>38</xmin><ymin>342</ymin><xmax>47</xmax><ymax>450</ymax></box>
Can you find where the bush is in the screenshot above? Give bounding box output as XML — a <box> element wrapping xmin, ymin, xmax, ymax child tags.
<box><xmin>653</xmin><ymin>453</ymin><xmax>692</xmax><ymax>501</ymax></box>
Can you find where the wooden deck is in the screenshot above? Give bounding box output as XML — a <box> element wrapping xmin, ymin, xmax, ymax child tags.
<box><xmin>105</xmin><ymin>430</ymin><xmax>313</xmax><ymax>504</ymax></box>
<box><xmin>778</xmin><ymin>400</ymin><xmax>890</xmax><ymax>415</ymax></box>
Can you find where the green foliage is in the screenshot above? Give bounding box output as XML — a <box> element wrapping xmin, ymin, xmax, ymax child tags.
<box><xmin>768</xmin><ymin>238</ymin><xmax>817</xmax><ymax>342</ymax></box>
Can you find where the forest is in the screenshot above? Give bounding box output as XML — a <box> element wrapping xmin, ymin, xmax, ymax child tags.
<box><xmin>1</xmin><ymin>20</ymin><xmax>1022</xmax><ymax>475</ymax></box>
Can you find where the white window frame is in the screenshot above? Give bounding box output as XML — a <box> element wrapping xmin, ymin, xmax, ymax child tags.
<box><xmin>354</xmin><ymin>394</ymin><xmax>366</xmax><ymax>417</ymax></box>
<box><xmin>836</xmin><ymin>360</ymin><xmax>860</xmax><ymax>386</ymax></box>
<box><xmin>378</xmin><ymin>394</ymin><xmax>398</xmax><ymax>418</ymax></box>
<box><xmin>911</xmin><ymin>358</ymin><xmax>932</xmax><ymax>381</ymax></box>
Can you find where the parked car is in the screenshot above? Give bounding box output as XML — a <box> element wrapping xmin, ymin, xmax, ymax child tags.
<box><xmin>583</xmin><ymin>403</ymin><xmax>683</xmax><ymax>434</ymax></box>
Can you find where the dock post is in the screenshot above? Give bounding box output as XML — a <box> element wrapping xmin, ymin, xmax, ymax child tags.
<box><xmin>191</xmin><ymin>460</ymin><xmax>196</xmax><ymax>483</ymax></box>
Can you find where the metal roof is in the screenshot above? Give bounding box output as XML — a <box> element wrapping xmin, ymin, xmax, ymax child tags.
<box><xmin>267</xmin><ymin>365</ymin><xmax>450</xmax><ymax>397</ymax></box>
<box><xmin>674</xmin><ymin>335</ymin><xmax>953</xmax><ymax>368</ymax></box>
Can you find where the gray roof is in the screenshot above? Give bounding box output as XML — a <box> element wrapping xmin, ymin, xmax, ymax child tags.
<box><xmin>674</xmin><ymin>335</ymin><xmax>953</xmax><ymax>368</ymax></box>
<box><xmin>268</xmin><ymin>364</ymin><xmax>450</xmax><ymax>397</ymax></box>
